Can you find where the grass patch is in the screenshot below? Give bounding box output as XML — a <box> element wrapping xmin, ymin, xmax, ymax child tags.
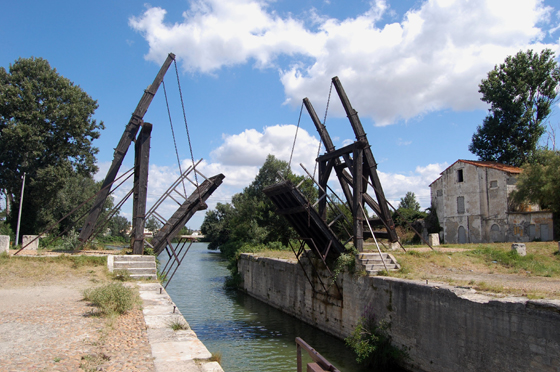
<box><xmin>83</xmin><ymin>283</ymin><xmax>140</xmax><ymax>316</ymax></box>
<box><xmin>466</xmin><ymin>246</ymin><xmax>560</xmax><ymax>277</ymax></box>
<box><xmin>210</xmin><ymin>351</ymin><xmax>222</xmax><ymax>364</ymax></box>
<box><xmin>167</xmin><ymin>317</ymin><xmax>189</xmax><ymax>331</ymax></box>
<box><xmin>111</xmin><ymin>269</ymin><xmax>132</xmax><ymax>282</ymax></box>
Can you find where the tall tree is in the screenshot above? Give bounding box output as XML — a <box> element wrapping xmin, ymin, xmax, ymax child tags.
<box><xmin>0</xmin><ymin>57</ymin><xmax>104</xmax><ymax>236</ymax></box>
<box><xmin>469</xmin><ymin>49</ymin><xmax>560</xmax><ymax>166</ymax></box>
<box><xmin>399</xmin><ymin>191</ymin><xmax>421</xmax><ymax>211</ymax></box>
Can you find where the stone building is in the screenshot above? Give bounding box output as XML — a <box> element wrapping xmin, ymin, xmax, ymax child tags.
<box><xmin>430</xmin><ymin>160</ymin><xmax>553</xmax><ymax>244</ymax></box>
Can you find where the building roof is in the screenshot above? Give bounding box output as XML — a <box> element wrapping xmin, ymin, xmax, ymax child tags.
<box><xmin>430</xmin><ymin>160</ymin><xmax>522</xmax><ymax>186</ymax></box>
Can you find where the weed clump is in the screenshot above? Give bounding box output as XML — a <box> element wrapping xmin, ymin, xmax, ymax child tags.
<box><xmin>83</xmin><ymin>283</ymin><xmax>139</xmax><ymax>316</ymax></box>
<box><xmin>346</xmin><ymin>306</ymin><xmax>408</xmax><ymax>369</ymax></box>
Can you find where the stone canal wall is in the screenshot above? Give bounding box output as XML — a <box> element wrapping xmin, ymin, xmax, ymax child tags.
<box><xmin>238</xmin><ymin>253</ymin><xmax>560</xmax><ymax>372</ymax></box>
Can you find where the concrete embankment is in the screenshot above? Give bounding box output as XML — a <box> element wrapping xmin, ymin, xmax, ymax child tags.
<box><xmin>138</xmin><ymin>282</ymin><xmax>224</xmax><ymax>372</ymax></box>
<box><xmin>238</xmin><ymin>253</ymin><xmax>560</xmax><ymax>372</ymax></box>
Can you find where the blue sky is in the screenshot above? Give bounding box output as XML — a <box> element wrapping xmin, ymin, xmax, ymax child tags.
<box><xmin>2</xmin><ymin>0</ymin><xmax>560</xmax><ymax>229</ymax></box>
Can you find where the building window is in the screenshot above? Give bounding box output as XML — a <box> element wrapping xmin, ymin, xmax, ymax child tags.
<box><xmin>457</xmin><ymin>169</ymin><xmax>464</xmax><ymax>182</ymax></box>
<box><xmin>437</xmin><ymin>189</ymin><xmax>443</xmax><ymax>196</ymax></box>
<box><xmin>457</xmin><ymin>196</ymin><xmax>465</xmax><ymax>214</ymax></box>
<box><xmin>490</xmin><ymin>180</ymin><xmax>498</xmax><ymax>188</ymax></box>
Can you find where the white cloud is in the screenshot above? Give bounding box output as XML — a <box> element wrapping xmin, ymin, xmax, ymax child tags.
<box><xmin>378</xmin><ymin>162</ymin><xmax>448</xmax><ymax>209</ymax></box>
<box><xmin>130</xmin><ymin>0</ymin><xmax>559</xmax><ymax>125</ymax></box>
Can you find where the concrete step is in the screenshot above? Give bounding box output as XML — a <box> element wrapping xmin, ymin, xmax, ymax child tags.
<box><xmin>360</xmin><ymin>258</ymin><xmax>392</xmax><ymax>264</ymax></box>
<box><xmin>357</xmin><ymin>253</ymin><xmax>392</xmax><ymax>260</ymax></box>
<box><xmin>114</xmin><ymin>261</ymin><xmax>156</xmax><ymax>269</ymax></box>
<box><xmin>125</xmin><ymin>268</ymin><xmax>157</xmax><ymax>275</ymax></box>
<box><xmin>113</xmin><ymin>255</ymin><xmax>155</xmax><ymax>262</ymax></box>
<box><xmin>364</xmin><ymin>264</ymin><xmax>399</xmax><ymax>271</ymax></box>
<box><xmin>130</xmin><ymin>273</ymin><xmax>157</xmax><ymax>279</ymax></box>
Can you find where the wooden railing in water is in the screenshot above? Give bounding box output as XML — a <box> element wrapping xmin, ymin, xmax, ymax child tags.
<box><xmin>296</xmin><ymin>337</ymin><xmax>341</xmax><ymax>372</ymax></box>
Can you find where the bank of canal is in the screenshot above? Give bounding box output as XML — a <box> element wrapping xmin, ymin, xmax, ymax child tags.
<box><xmin>162</xmin><ymin>242</ymin><xmax>369</xmax><ymax>372</ymax></box>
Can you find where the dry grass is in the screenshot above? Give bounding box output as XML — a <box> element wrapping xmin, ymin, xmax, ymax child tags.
<box><xmin>0</xmin><ymin>254</ymin><xmax>109</xmax><ymax>287</ymax></box>
<box><xmin>242</xmin><ymin>250</ymin><xmax>297</xmax><ymax>261</ymax></box>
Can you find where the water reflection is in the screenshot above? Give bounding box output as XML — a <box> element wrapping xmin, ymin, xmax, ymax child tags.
<box><xmin>163</xmin><ymin>243</ymin><xmax>370</xmax><ymax>372</ymax></box>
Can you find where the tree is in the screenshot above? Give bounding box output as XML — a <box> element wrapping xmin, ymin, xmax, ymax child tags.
<box><xmin>145</xmin><ymin>216</ymin><xmax>162</xmax><ymax>233</ymax></box>
<box><xmin>398</xmin><ymin>191</ymin><xmax>421</xmax><ymax>211</ymax></box>
<box><xmin>107</xmin><ymin>214</ymin><xmax>130</xmax><ymax>239</ymax></box>
<box><xmin>393</xmin><ymin>192</ymin><xmax>426</xmax><ymax>228</ymax></box>
<box><xmin>469</xmin><ymin>49</ymin><xmax>560</xmax><ymax>166</ymax></box>
<box><xmin>200</xmin><ymin>154</ymin><xmax>317</xmax><ymax>257</ymax></box>
<box><xmin>512</xmin><ymin>149</ymin><xmax>560</xmax><ymax>213</ymax></box>
<box><xmin>0</xmin><ymin>57</ymin><xmax>104</xmax><ymax>236</ymax></box>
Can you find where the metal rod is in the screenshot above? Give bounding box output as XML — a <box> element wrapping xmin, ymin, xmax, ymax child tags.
<box><xmin>15</xmin><ymin>172</ymin><xmax>26</xmax><ymax>247</ymax></box>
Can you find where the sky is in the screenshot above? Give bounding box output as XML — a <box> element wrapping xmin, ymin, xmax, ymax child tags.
<box><xmin>2</xmin><ymin>0</ymin><xmax>560</xmax><ymax>229</ymax></box>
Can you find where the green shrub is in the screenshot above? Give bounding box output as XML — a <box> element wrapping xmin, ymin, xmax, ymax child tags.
<box><xmin>83</xmin><ymin>283</ymin><xmax>139</xmax><ymax>316</ymax></box>
<box><xmin>346</xmin><ymin>307</ymin><xmax>408</xmax><ymax>369</ymax></box>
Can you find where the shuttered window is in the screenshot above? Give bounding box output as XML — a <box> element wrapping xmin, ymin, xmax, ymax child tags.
<box><xmin>457</xmin><ymin>196</ymin><xmax>465</xmax><ymax>214</ymax></box>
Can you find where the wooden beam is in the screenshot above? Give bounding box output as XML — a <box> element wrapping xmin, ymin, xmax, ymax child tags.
<box><xmin>332</xmin><ymin>76</ymin><xmax>398</xmax><ymax>242</ymax></box>
<box><xmin>132</xmin><ymin>123</ymin><xmax>152</xmax><ymax>255</ymax></box>
<box><xmin>79</xmin><ymin>53</ymin><xmax>176</xmax><ymax>242</ymax></box>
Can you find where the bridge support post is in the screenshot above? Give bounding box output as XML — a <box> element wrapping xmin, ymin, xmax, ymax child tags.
<box><xmin>132</xmin><ymin>122</ymin><xmax>152</xmax><ymax>255</ymax></box>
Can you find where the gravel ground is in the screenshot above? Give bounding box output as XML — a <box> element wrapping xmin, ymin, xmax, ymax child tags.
<box><xmin>0</xmin><ymin>280</ymin><xmax>155</xmax><ymax>372</ymax></box>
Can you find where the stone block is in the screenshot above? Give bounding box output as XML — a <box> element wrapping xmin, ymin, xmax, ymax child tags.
<box><xmin>389</xmin><ymin>242</ymin><xmax>400</xmax><ymax>250</ymax></box>
<box><xmin>511</xmin><ymin>243</ymin><xmax>526</xmax><ymax>256</ymax></box>
<box><xmin>429</xmin><ymin>233</ymin><xmax>440</xmax><ymax>247</ymax></box>
<box><xmin>0</xmin><ymin>235</ymin><xmax>9</xmax><ymax>254</ymax></box>
<box><xmin>22</xmin><ymin>235</ymin><xmax>39</xmax><ymax>250</ymax></box>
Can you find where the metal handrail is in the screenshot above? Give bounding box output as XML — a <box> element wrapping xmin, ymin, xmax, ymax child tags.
<box><xmin>296</xmin><ymin>337</ymin><xmax>340</xmax><ymax>372</ymax></box>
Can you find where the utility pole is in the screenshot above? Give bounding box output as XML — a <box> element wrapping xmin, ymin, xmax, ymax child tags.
<box><xmin>15</xmin><ymin>172</ymin><xmax>26</xmax><ymax>246</ymax></box>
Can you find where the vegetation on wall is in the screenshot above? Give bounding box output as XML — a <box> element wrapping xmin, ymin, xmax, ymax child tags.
<box><xmin>345</xmin><ymin>306</ymin><xmax>408</xmax><ymax>369</ymax></box>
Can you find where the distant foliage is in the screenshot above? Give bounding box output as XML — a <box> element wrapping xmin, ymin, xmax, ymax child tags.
<box><xmin>513</xmin><ymin>149</ymin><xmax>560</xmax><ymax>213</ymax></box>
<box><xmin>201</xmin><ymin>155</ymin><xmax>316</xmax><ymax>259</ymax></box>
<box><xmin>393</xmin><ymin>192</ymin><xmax>426</xmax><ymax>228</ymax></box>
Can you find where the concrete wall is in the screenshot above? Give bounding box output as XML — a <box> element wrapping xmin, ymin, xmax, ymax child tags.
<box><xmin>239</xmin><ymin>254</ymin><xmax>560</xmax><ymax>372</ymax></box>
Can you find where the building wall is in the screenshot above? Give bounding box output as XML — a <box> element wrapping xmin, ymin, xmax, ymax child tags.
<box><xmin>239</xmin><ymin>254</ymin><xmax>560</xmax><ymax>372</ymax></box>
<box><xmin>430</xmin><ymin>162</ymin><xmax>552</xmax><ymax>244</ymax></box>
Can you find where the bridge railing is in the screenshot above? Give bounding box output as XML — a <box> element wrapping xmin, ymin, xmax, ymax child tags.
<box><xmin>296</xmin><ymin>337</ymin><xmax>340</xmax><ymax>372</ymax></box>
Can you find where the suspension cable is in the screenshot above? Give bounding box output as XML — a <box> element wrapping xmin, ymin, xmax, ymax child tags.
<box><xmin>313</xmin><ymin>81</ymin><xmax>333</xmax><ymax>181</ymax></box>
<box><xmin>289</xmin><ymin>101</ymin><xmax>304</xmax><ymax>172</ymax></box>
<box><xmin>173</xmin><ymin>60</ymin><xmax>201</xmax><ymax>201</ymax></box>
<box><xmin>162</xmin><ymin>80</ymin><xmax>187</xmax><ymax>196</ymax></box>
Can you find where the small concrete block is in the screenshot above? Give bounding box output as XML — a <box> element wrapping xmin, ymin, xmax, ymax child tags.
<box><xmin>389</xmin><ymin>242</ymin><xmax>400</xmax><ymax>250</ymax></box>
<box><xmin>429</xmin><ymin>233</ymin><xmax>440</xmax><ymax>247</ymax></box>
<box><xmin>0</xmin><ymin>235</ymin><xmax>9</xmax><ymax>254</ymax></box>
<box><xmin>22</xmin><ymin>235</ymin><xmax>39</xmax><ymax>250</ymax></box>
<box><xmin>512</xmin><ymin>243</ymin><xmax>527</xmax><ymax>256</ymax></box>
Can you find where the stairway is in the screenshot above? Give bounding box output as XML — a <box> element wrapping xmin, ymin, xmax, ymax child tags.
<box><xmin>356</xmin><ymin>252</ymin><xmax>400</xmax><ymax>275</ymax></box>
<box><xmin>108</xmin><ymin>255</ymin><xmax>157</xmax><ymax>280</ymax></box>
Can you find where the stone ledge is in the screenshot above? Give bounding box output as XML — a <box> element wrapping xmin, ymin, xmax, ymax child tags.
<box><xmin>138</xmin><ymin>283</ymin><xmax>224</xmax><ymax>372</ymax></box>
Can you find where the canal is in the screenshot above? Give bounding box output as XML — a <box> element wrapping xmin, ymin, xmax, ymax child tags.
<box><xmin>163</xmin><ymin>242</ymin><xmax>370</xmax><ymax>372</ymax></box>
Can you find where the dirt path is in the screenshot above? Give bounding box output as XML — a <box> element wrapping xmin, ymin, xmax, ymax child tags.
<box><xmin>0</xmin><ymin>269</ymin><xmax>155</xmax><ymax>372</ymax></box>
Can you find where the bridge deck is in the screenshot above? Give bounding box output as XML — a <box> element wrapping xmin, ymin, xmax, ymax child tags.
<box><xmin>264</xmin><ymin>180</ymin><xmax>347</xmax><ymax>260</ymax></box>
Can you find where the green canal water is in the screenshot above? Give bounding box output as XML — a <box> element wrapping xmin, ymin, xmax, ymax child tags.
<box><xmin>162</xmin><ymin>242</ymin><xmax>372</xmax><ymax>372</ymax></box>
